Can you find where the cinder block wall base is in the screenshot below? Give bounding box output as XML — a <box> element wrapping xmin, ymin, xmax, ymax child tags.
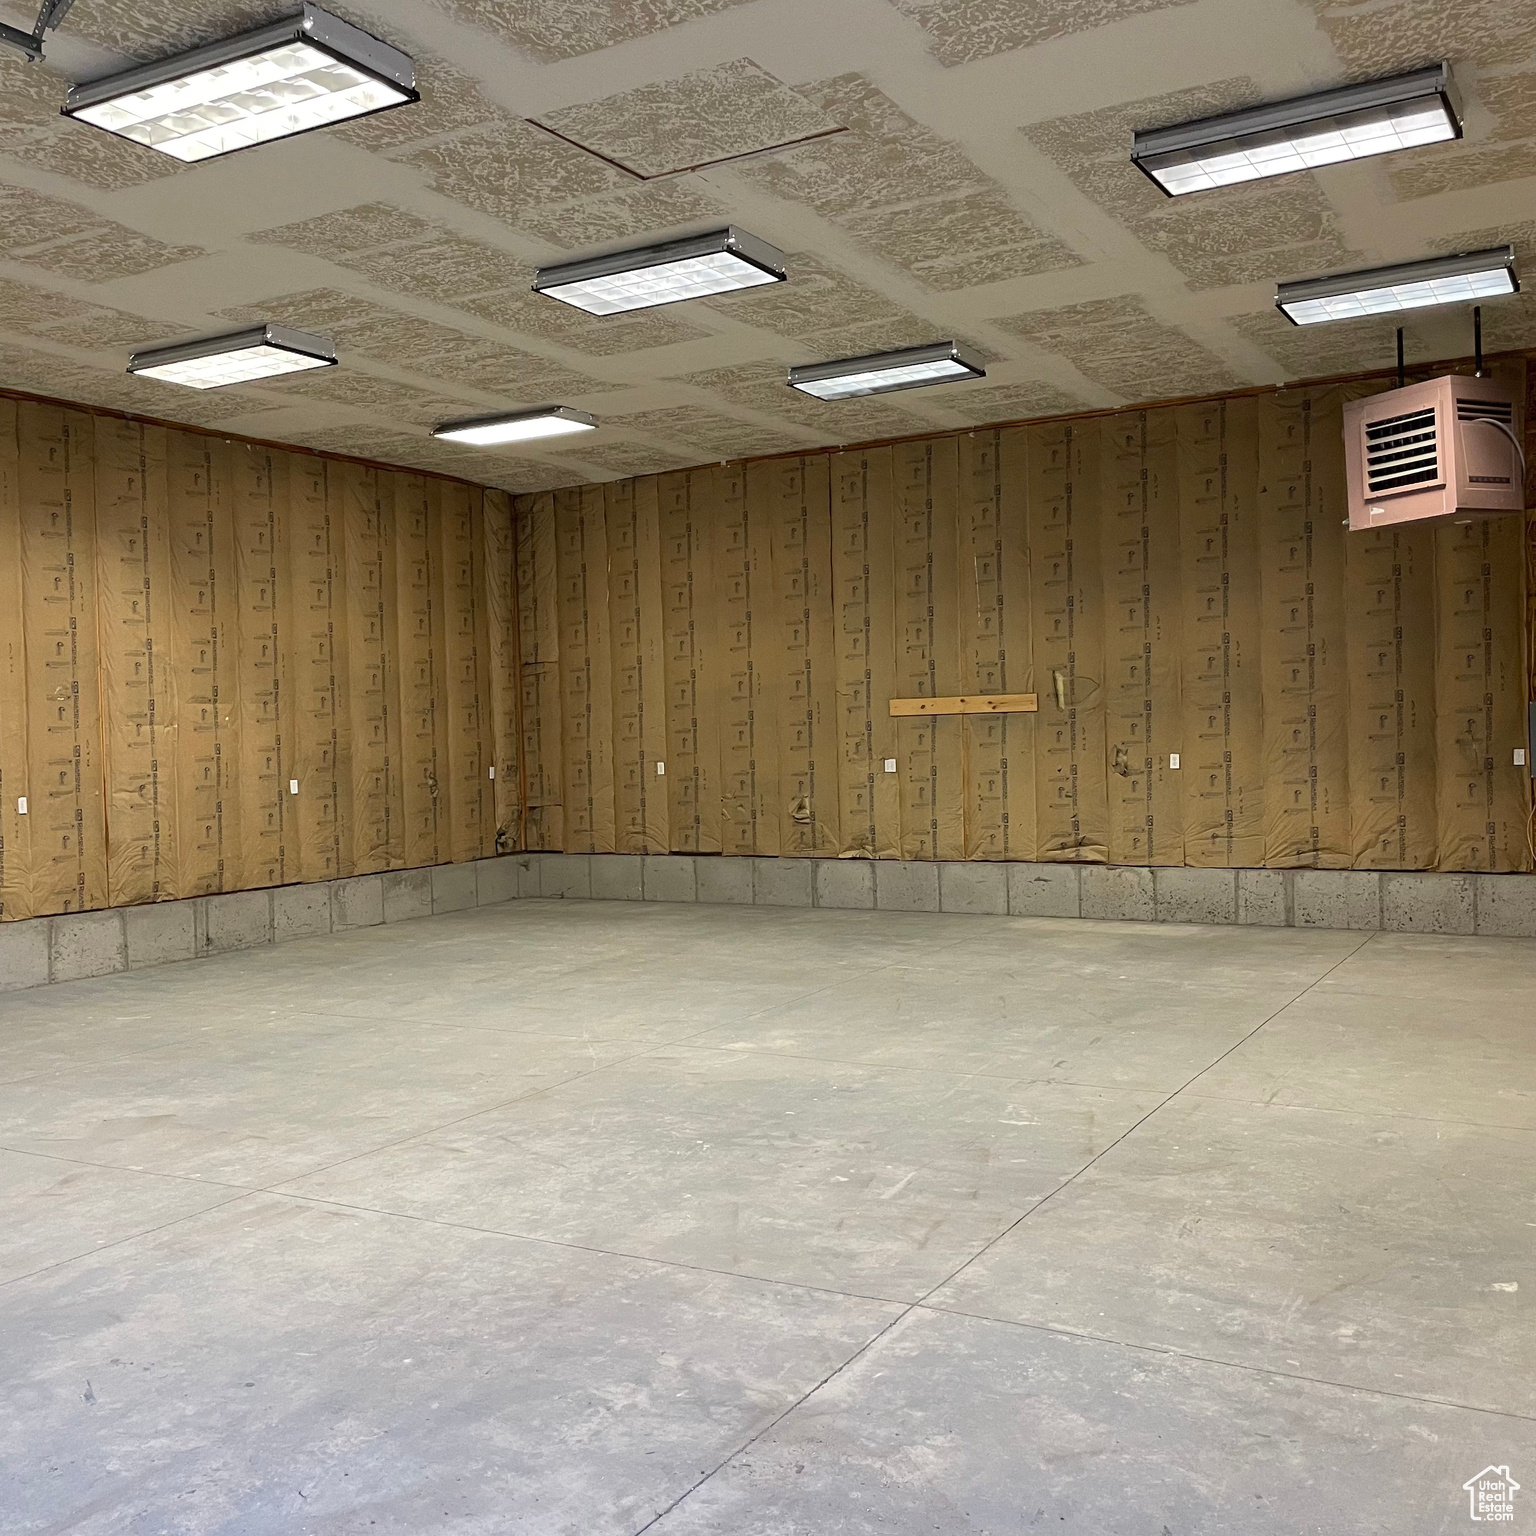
<box><xmin>2</xmin><ymin>854</ymin><xmax>1532</xmax><ymax>995</ymax></box>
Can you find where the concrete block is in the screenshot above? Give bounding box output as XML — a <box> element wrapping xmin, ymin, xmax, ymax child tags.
<box><xmin>474</xmin><ymin>855</ymin><xmax>519</xmax><ymax>907</ymax></box>
<box><xmin>591</xmin><ymin>855</ymin><xmax>643</xmax><ymax>901</ymax></box>
<box><xmin>939</xmin><ymin>862</ymin><xmax>1007</xmax><ymax>915</ymax></box>
<box><xmin>1080</xmin><ymin>865</ymin><xmax>1155</xmax><ymax>922</ymax></box>
<box><xmin>272</xmin><ymin>884</ymin><xmax>332</xmax><ymax>942</ymax></box>
<box><xmin>203</xmin><ymin>890</ymin><xmax>272</xmax><ymax>955</ymax></box>
<box><xmin>382</xmin><ymin>868</ymin><xmax>433</xmax><ymax>924</ymax></box>
<box><xmin>124</xmin><ymin>900</ymin><xmax>196</xmax><ymax>969</ymax></box>
<box><xmin>1382</xmin><ymin>872</ymin><xmax>1474</xmax><ymax>935</ymax></box>
<box><xmin>50</xmin><ymin>910</ymin><xmax>129</xmax><ymax>981</ymax></box>
<box><xmin>431</xmin><ymin>862</ymin><xmax>479</xmax><ymax>914</ymax></box>
<box><xmin>1475</xmin><ymin>874</ymin><xmax>1536</xmax><ymax>938</ymax></box>
<box><xmin>696</xmin><ymin>858</ymin><xmax>752</xmax><ymax>905</ymax></box>
<box><xmin>1154</xmin><ymin>867</ymin><xmax>1237</xmax><ymax>925</ymax></box>
<box><xmin>875</xmin><ymin>861</ymin><xmax>940</xmax><ymax>912</ymax></box>
<box><xmin>1292</xmin><ymin>870</ymin><xmax>1380</xmax><ymax>931</ymax></box>
<box><xmin>644</xmin><ymin>855</ymin><xmax>697</xmax><ymax>903</ymax></box>
<box><xmin>0</xmin><ymin>918</ymin><xmax>51</xmax><ymax>992</ymax></box>
<box><xmin>515</xmin><ymin>854</ymin><xmax>545</xmax><ymax>898</ymax></box>
<box><xmin>754</xmin><ymin>858</ymin><xmax>813</xmax><ymax>907</ymax></box>
<box><xmin>1007</xmin><ymin>863</ymin><xmax>1080</xmax><ymax>919</ymax></box>
<box><xmin>1237</xmin><ymin>869</ymin><xmax>1289</xmax><ymax>928</ymax></box>
<box><xmin>541</xmin><ymin>854</ymin><xmax>591</xmax><ymax>901</ymax></box>
<box><xmin>815</xmin><ymin>859</ymin><xmax>874</xmax><ymax>910</ymax></box>
<box><xmin>331</xmin><ymin>874</ymin><xmax>384</xmax><ymax>932</ymax></box>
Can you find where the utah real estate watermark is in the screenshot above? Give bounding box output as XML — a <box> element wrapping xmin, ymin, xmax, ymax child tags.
<box><xmin>1464</xmin><ymin>1467</ymin><xmax>1519</xmax><ymax>1522</ymax></box>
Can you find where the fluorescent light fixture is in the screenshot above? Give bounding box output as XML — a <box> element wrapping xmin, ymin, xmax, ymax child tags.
<box><xmin>787</xmin><ymin>342</ymin><xmax>985</xmax><ymax>401</ymax></box>
<box><xmin>1132</xmin><ymin>62</ymin><xmax>1461</xmax><ymax>196</ymax></box>
<box><xmin>1276</xmin><ymin>247</ymin><xmax>1519</xmax><ymax>326</ymax></box>
<box><xmin>534</xmin><ymin>227</ymin><xmax>785</xmax><ymax>316</ymax></box>
<box><xmin>129</xmin><ymin>325</ymin><xmax>337</xmax><ymax>388</ymax></box>
<box><xmin>433</xmin><ymin>407</ymin><xmax>598</xmax><ymax>447</ymax></box>
<box><xmin>63</xmin><ymin>4</ymin><xmax>417</xmax><ymax>163</ymax></box>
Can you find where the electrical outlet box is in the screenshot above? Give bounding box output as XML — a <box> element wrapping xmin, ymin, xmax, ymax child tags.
<box><xmin>656</xmin><ymin>761</ymin><xmax>665</xmax><ymax>776</ymax></box>
<box><xmin>289</xmin><ymin>779</ymin><xmax>299</xmax><ymax>795</ymax></box>
<box><xmin>1169</xmin><ymin>753</ymin><xmax>1181</xmax><ymax>770</ymax></box>
<box><xmin>488</xmin><ymin>765</ymin><xmax>495</xmax><ymax>779</ymax></box>
<box><xmin>884</xmin><ymin>758</ymin><xmax>897</xmax><ymax>773</ymax></box>
<box><xmin>1517</xmin><ymin>749</ymin><xmax>1528</xmax><ymax>768</ymax></box>
<box><xmin>16</xmin><ymin>796</ymin><xmax>26</xmax><ymax>815</ymax></box>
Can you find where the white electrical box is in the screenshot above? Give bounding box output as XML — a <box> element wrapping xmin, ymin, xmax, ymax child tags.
<box><xmin>1169</xmin><ymin>753</ymin><xmax>1181</xmax><ymax>770</ymax></box>
<box><xmin>656</xmin><ymin>761</ymin><xmax>665</xmax><ymax>776</ymax></box>
<box><xmin>289</xmin><ymin>779</ymin><xmax>299</xmax><ymax>795</ymax></box>
<box><xmin>17</xmin><ymin>796</ymin><xmax>27</xmax><ymax>815</ymax></box>
<box><xmin>884</xmin><ymin>758</ymin><xmax>897</xmax><ymax>773</ymax></box>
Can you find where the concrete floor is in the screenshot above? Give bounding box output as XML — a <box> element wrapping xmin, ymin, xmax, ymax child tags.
<box><xmin>1</xmin><ymin>899</ymin><xmax>1532</xmax><ymax>1535</ymax></box>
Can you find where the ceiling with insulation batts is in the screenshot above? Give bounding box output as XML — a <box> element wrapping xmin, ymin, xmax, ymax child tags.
<box><xmin>0</xmin><ymin>0</ymin><xmax>1534</xmax><ymax>490</ymax></box>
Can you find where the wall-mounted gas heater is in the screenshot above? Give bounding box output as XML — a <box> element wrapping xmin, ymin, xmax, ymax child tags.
<box><xmin>1342</xmin><ymin>374</ymin><xmax>1526</xmax><ymax>531</ymax></box>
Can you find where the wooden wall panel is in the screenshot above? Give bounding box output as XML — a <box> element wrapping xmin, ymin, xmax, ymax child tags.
<box><xmin>1029</xmin><ymin>420</ymin><xmax>1108</xmax><ymax>862</ymax></box>
<box><xmin>515</xmin><ymin>493</ymin><xmax>563</xmax><ymax>853</ymax></box>
<box><xmin>1257</xmin><ymin>390</ymin><xmax>1351</xmax><ymax>868</ymax></box>
<box><xmin>659</xmin><ymin>469</ymin><xmax>721</xmax><ymax>853</ymax></box>
<box><xmin>832</xmin><ymin>449</ymin><xmax>900</xmax><ymax>858</ymax></box>
<box><xmin>482</xmin><ymin>488</ymin><xmax>522</xmax><ymax>854</ymax></box>
<box><xmin>95</xmin><ymin>418</ymin><xmax>177</xmax><ymax>904</ymax></box>
<box><xmin>166</xmin><ymin>432</ymin><xmax>239</xmax><ymax>895</ymax></box>
<box><xmin>719</xmin><ymin>465</ymin><xmax>777</xmax><ymax>855</ymax></box>
<box><xmin>766</xmin><ymin>456</ymin><xmax>839</xmax><ymax>857</ymax></box>
<box><xmin>340</xmin><ymin>462</ymin><xmax>397</xmax><ymax>874</ymax></box>
<box><xmin>20</xmin><ymin>405</ymin><xmax>109</xmax><ymax>914</ymax></box>
<box><xmin>958</xmin><ymin>427</ymin><xmax>1035</xmax><ymax>861</ymax></box>
<box><xmin>435</xmin><ymin>481</ymin><xmax>491</xmax><ymax>864</ymax></box>
<box><xmin>1102</xmin><ymin>410</ymin><xmax>1183</xmax><ymax>866</ymax></box>
<box><xmin>891</xmin><ymin>439</ymin><xmax>965</xmax><ymax>860</ymax></box>
<box><xmin>555</xmin><ymin>485</ymin><xmax>615</xmax><ymax>854</ymax></box>
<box><xmin>1176</xmin><ymin>399</ymin><xmax>1264</xmax><ymax>867</ymax></box>
<box><xmin>0</xmin><ymin>401</ymin><xmax>32</xmax><ymax>918</ymax></box>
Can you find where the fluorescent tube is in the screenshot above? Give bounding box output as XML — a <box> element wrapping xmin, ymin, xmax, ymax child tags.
<box><xmin>534</xmin><ymin>228</ymin><xmax>785</xmax><ymax>316</ymax></box>
<box><xmin>433</xmin><ymin>408</ymin><xmax>599</xmax><ymax>446</ymax></box>
<box><xmin>787</xmin><ymin>342</ymin><xmax>985</xmax><ymax>400</ymax></box>
<box><xmin>63</xmin><ymin>5</ymin><xmax>416</xmax><ymax>163</ymax></box>
<box><xmin>128</xmin><ymin>324</ymin><xmax>337</xmax><ymax>388</ymax></box>
<box><xmin>1276</xmin><ymin>247</ymin><xmax>1518</xmax><ymax>326</ymax></box>
<box><xmin>1133</xmin><ymin>63</ymin><xmax>1461</xmax><ymax>196</ymax></box>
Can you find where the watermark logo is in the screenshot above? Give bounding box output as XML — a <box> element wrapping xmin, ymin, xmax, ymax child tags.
<box><xmin>1464</xmin><ymin>1466</ymin><xmax>1520</xmax><ymax>1522</ymax></box>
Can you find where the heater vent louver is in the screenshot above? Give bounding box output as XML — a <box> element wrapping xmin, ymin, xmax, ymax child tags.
<box><xmin>1457</xmin><ymin>398</ymin><xmax>1515</xmax><ymax>422</ymax></box>
<box><xmin>1365</xmin><ymin>406</ymin><xmax>1439</xmax><ymax>493</ymax></box>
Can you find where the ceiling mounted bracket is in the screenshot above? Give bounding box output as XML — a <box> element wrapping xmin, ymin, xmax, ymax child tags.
<box><xmin>0</xmin><ymin>0</ymin><xmax>76</xmax><ymax>62</ymax></box>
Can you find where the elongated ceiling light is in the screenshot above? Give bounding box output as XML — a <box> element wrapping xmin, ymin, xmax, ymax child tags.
<box><xmin>63</xmin><ymin>4</ymin><xmax>416</xmax><ymax>163</ymax></box>
<box><xmin>533</xmin><ymin>227</ymin><xmax>785</xmax><ymax>315</ymax></box>
<box><xmin>788</xmin><ymin>342</ymin><xmax>985</xmax><ymax>401</ymax></box>
<box><xmin>129</xmin><ymin>325</ymin><xmax>337</xmax><ymax>388</ymax></box>
<box><xmin>1132</xmin><ymin>63</ymin><xmax>1461</xmax><ymax>196</ymax></box>
<box><xmin>433</xmin><ymin>407</ymin><xmax>598</xmax><ymax>446</ymax></box>
<box><xmin>1276</xmin><ymin>247</ymin><xmax>1519</xmax><ymax>325</ymax></box>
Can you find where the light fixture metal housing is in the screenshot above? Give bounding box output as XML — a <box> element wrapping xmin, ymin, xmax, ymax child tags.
<box><xmin>533</xmin><ymin>227</ymin><xmax>785</xmax><ymax>316</ymax></box>
<box><xmin>63</xmin><ymin>4</ymin><xmax>417</xmax><ymax>163</ymax></box>
<box><xmin>128</xmin><ymin>324</ymin><xmax>338</xmax><ymax>389</ymax></box>
<box><xmin>787</xmin><ymin>342</ymin><xmax>986</xmax><ymax>401</ymax></box>
<box><xmin>433</xmin><ymin>407</ymin><xmax>599</xmax><ymax>447</ymax></box>
<box><xmin>1276</xmin><ymin>246</ymin><xmax>1518</xmax><ymax>326</ymax></box>
<box><xmin>1132</xmin><ymin>62</ymin><xmax>1461</xmax><ymax>196</ymax></box>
